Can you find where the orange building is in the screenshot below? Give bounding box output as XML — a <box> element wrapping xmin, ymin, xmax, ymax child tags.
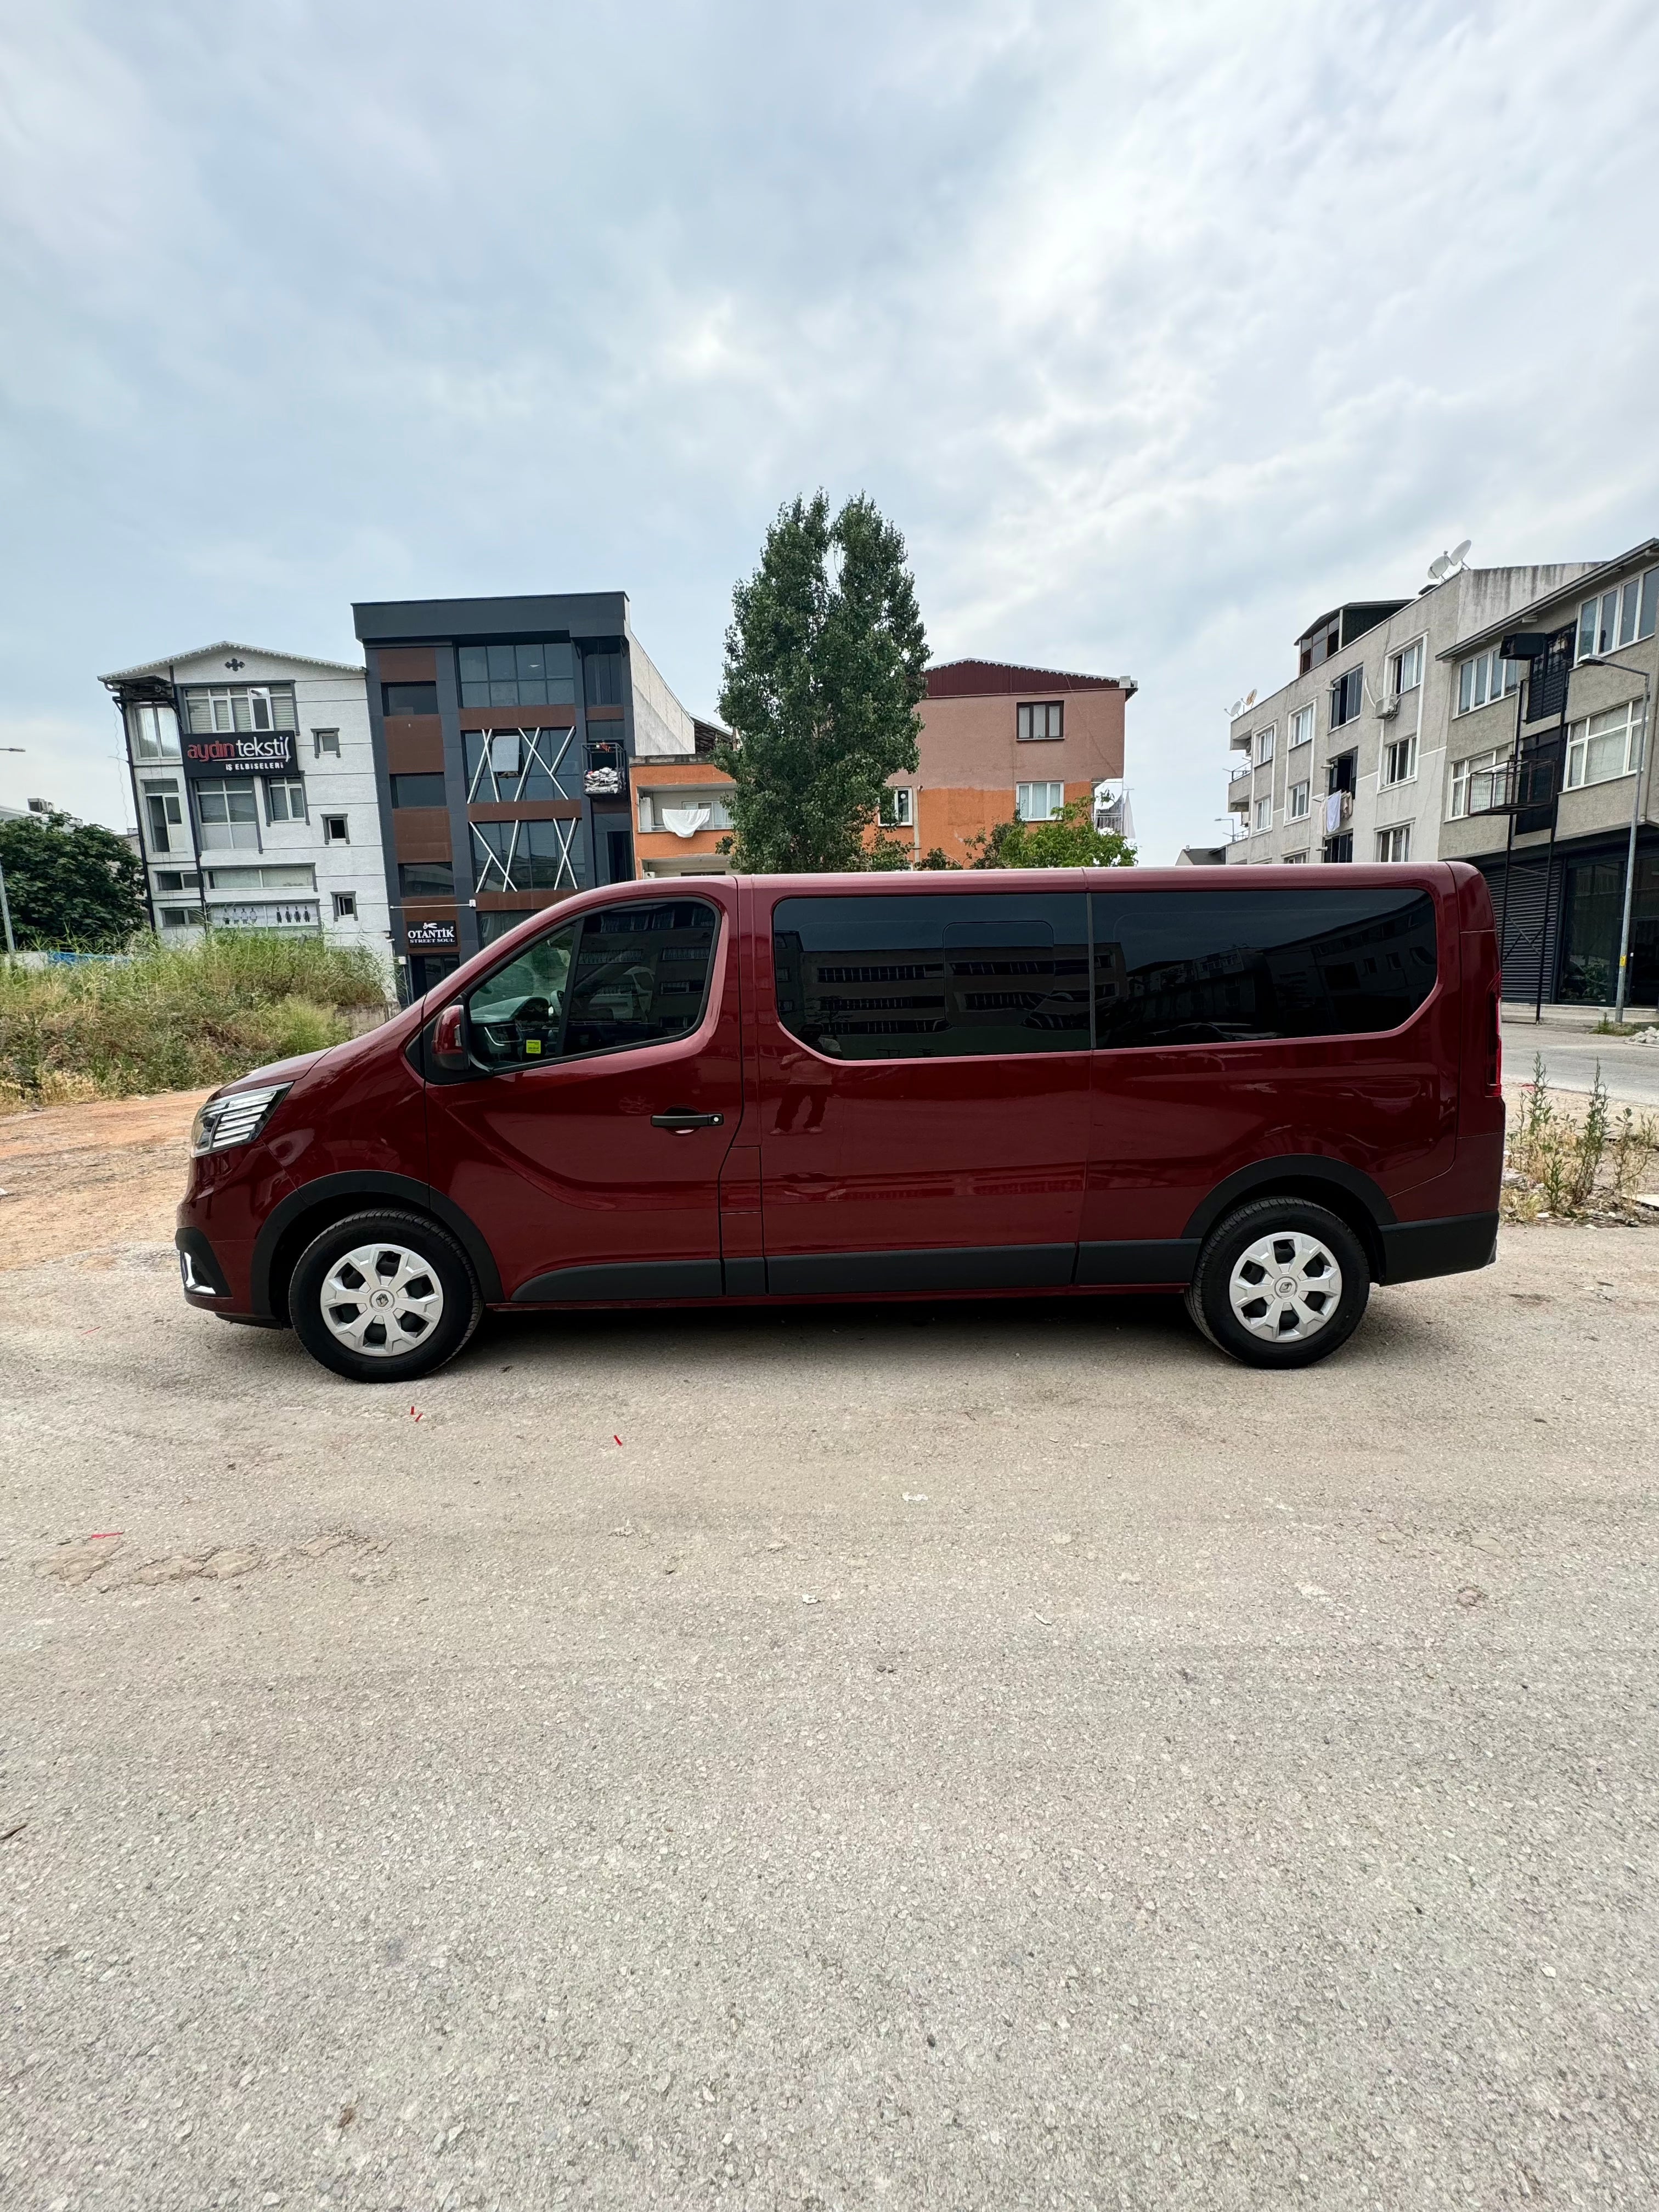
<box><xmin>630</xmin><ymin>661</ymin><xmax>1133</xmax><ymax>875</ymax></box>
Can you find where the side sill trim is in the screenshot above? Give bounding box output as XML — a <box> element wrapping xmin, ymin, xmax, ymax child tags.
<box><xmin>512</xmin><ymin>1258</ymin><xmax>725</xmax><ymax>1304</ymax></box>
<box><xmin>765</xmin><ymin>1245</ymin><xmax>1075</xmax><ymax>1297</ymax></box>
<box><xmin>1076</xmin><ymin>1238</ymin><xmax>1199</xmax><ymax>1287</ymax></box>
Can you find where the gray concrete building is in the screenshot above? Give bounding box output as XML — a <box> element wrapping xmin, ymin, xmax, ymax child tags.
<box><xmin>1222</xmin><ymin>562</ymin><xmax>1594</xmax><ymax>873</ymax></box>
<box><xmin>101</xmin><ymin>642</ymin><xmax>393</xmax><ymax>978</ymax></box>
<box><xmin>1437</xmin><ymin>541</ymin><xmax>1658</xmax><ymax>1011</ymax></box>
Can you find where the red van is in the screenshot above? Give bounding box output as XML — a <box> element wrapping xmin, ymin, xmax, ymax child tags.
<box><xmin>176</xmin><ymin>866</ymin><xmax>1503</xmax><ymax>1380</ymax></box>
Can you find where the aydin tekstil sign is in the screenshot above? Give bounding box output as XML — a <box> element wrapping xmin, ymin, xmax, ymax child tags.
<box><xmin>182</xmin><ymin>729</ymin><xmax>297</xmax><ymax>777</ymax></box>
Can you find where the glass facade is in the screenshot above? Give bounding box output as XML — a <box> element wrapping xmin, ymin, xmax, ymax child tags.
<box><xmin>1559</xmin><ymin>854</ymin><xmax>1659</xmax><ymax>1006</ymax></box>
<box><xmin>458</xmin><ymin>642</ymin><xmax>577</xmax><ymax>709</ymax></box>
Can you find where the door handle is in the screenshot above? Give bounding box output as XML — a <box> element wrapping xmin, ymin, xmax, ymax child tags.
<box><xmin>651</xmin><ymin>1110</ymin><xmax>725</xmax><ymax>1132</ymax></box>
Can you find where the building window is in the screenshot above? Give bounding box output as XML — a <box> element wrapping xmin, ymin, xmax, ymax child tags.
<box><xmin>1015</xmin><ymin>782</ymin><xmax>1064</xmax><ymax>822</ymax></box>
<box><xmin>312</xmin><ymin>729</ymin><xmax>341</xmax><ymax>758</ymax></box>
<box><xmin>1376</xmin><ymin>825</ymin><xmax>1412</xmax><ymax>862</ymax></box>
<box><xmin>1326</xmin><ymin>751</ymin><xmax>1356</xmax><ymax>796</ymax></box>
<box><xmin>1382</xmin><ymin>733</ymin><xmax>1418</xmax><ymax>787</ymax></box>
<box><xmin>458</xmin><ymin>642</ymin><xmax>577</xmax><ymax>711</ymax></box>
<box><xmin>382</xmin><ymin>682</ymin><xmax>438</xmax><ymax>716</ymax></box>
<box><xmin>1322</xmin><ymin>832</ymin><xmax>1354</xmax><ymax>863</ymax></box>
<box><xmin>206</xmin><ymin>865</ymin><xmax>313</xmax><ymax>891</ymax></box>
<box><xmin>880</xmin><ymin>788</ymin><xmax>915</xmax><ymax>827</ymax></box>
<box><xmin>464</xmin><ymin>727</ymin><xmax>580</xmax><ymax>805</ymax></box>
<box><xmin>1288</xmin><ymin>781</ymin><xmax>1310</xmax><ymax>821</ymax></box>
<box><xmin>323</xmin><ymin>815</ymin><xmax>349</xmax><ymax>844</ymax></box>
<box><xmin>264</xmin><ymin>776</ymin><xmax>307</xmax><ymax>823</ymax></box>
<box><xmin>1448</xmin><ymin>748</ymin><xmax>1506</xmax><ymax>819</ymax></box>
<box><xmin>1577</xmin><ymin>567</ymin><xmax>1658</xmax><ymax>661</ymax></box>
<box><xmin>471</xmin><ymin>817</ymin><xmax>589</xmax><ymax>894</ymax></box>
<box><xmin>195</xmin><ymin>782</ymin><xmax>260</xmax><ymax>851</ymax></box>
<box><xmin>637</xmin><ymin>790</ymin><xmax>733</xmax><ymax>835</ymax></box>
<box><xmin>142</xmin><ymin>780</ymin><xmax>183</xmax><ymax>854</ymax></box>
<box><xmin>584</xmin><ymin>650</ymin><xmax>624</xmax><ymax>708</ymax></box>
<box><xmin>1254</xmin><ymin>796</ymin><xmax>1272</xmax><ymax>832</ymax></box>
<box><xmin>181</xmin><ymin>685</ymin><xmax>297</xmax><ymax>735</ymax></box>
<box><xmin>332</xmin><ymin>891</ymin><xmax>358</xmax><ymax>920</ymax></box>
<box><xmin>1329</xmin><ymin>668</ymin><xmax>1364</xmax><ymax>729</ymax></box>
<box><xmin>1289</xmin><ymin>704</ymin><xmax>1314</xmax><ymax>748</ymax></box>
<box><xmin>127</xmin><ymin>703</ymin><xmax>179</xmax><ymax>761</ymax></box>
<box><xmin>1565</xmin><ymin>702</ymin><xmax>1645</xmax><ymax>790</ymax></box>
<box><xmin>1391</xmin><ymin>640</ymin><xmax>1425</xmax><ymax>696</ymax></box>
<box><xmin>1283</xmin><ymin>851</ymin><xmax>1308</xmax><ymax>864</ymax></box>
<box><xmin>1455</xmin><ymin>648</ymin><xmax>1520</xmax><ymax>715</ymax></box>
<box><xmin>1255</xmin><ymin>725</ymin><xmax>1276</xmax><ymax>765</ymax></box>
<box><xmin>389</xmin><ymin>774</ymin><xmax>447</xmax><ymax>809</ymax></box>
<box><xmin>1017</xmin><ymin>702</ymin><xmax>1064</xmax><ymax>742</ymax></box>
<box><xmin>157</xmin><ymin>905</ymin><xmax>204</xmax><ymax>928</ymax></box>
<box><xmin>398</xmin><ymin>861</ymin><xmax>454</xmax><ymax>898</ymax></box>
<box><xmin>154</xmin><ymin>868</ymin><xmax>200</xmax><ymax>892</ymax></box>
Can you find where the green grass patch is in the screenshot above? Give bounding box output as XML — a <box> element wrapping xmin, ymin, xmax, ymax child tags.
<box><xmin>0</xmin><ymin>934</ymin><xmax>391</xmax><ymax>1111</ymax></box>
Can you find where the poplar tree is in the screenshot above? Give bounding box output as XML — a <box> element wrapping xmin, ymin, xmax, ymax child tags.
<box><xmin>715</xmin><ymin>492</ymin><xmax>927</xmax><ymax>871</ymax></box>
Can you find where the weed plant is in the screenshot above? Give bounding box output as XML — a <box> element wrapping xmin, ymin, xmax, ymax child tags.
<box><xmin>1505</xmin><ymin>1054</ymin><xmax>1658</xmax><ymax>1221</ymax></box>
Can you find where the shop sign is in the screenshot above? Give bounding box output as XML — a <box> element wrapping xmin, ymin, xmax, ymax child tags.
<box><xmin>406</xmin><ymin>918</ymin><xmax>458</xmax><ymax>950</ymax></box>
<box><xmin>182</xmin><ymin>729</ymin><xmax>298</xmax><ymax>777</ymax></box>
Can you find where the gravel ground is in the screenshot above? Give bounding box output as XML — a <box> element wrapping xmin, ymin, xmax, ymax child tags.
<box><xmin>2</xmin><ymin>1102</ymin><xmax>1658</xmax><ymax>2211</ymax></box>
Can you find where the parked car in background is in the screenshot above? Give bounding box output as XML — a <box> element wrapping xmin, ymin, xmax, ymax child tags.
<box><xmin>176</xmin><ymin>866</ymin><xmax>1504</xmax><ymax>1378</ymax></box>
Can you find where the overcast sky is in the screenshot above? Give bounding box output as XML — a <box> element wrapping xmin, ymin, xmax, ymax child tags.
<box><xmin>2</xmin><ymin>0</ymin><xmax>1656</xmax><ymax>861</ymax></box>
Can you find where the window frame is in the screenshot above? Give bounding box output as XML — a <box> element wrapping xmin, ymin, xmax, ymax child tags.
<box><xmin>1375</xmin><ymin>824</ymin><xmax>1412</xmax><ymax>862</ymax></box>
<box><xmin>322</xmin><ymin>814</ymin><xmax>350</xmax><ymax>845</ymax></box>
<box><xmin>1448</xmin><ymin>747</ymin><xmax>1506</xmax><ymax>820</ymax></box>
<box><xmin>1016</xmin><ymin>701</ymin><xmax>1064</xmax><ymax>743</ymax></box>
<box><xmin>1329</xmin><ymin>667</ymin><xmax>1364</xmax><ymax>730</ymax></box>
<box><xmin>1381</xmin><ymin>732</ymin><xmax>1418</xmax><ymax>788</ymax></box>
<box><xmin>1254</xmin><ymin>795</ymin><xmax>1273</xmax><ymax>833</ymax></box>
<box><xmin>1288</xmin><ymin>780</ymin><xmax>1311</xmax><ymax>821</ymax></box>
<box><xmin>454</xmin><ymin>896</ymin><xmax>724</xmax><ymax>1078</ymax></box>
<box><xmin>1015</xmin><ymin>781</ymin><xmax>1065</xmax><ymax>823</ymax></box>
<box><xmin>879</xmin><ymin>787</ymin><xmax>915</xmax><ymax>828</ymax></box>
<box><xmin>1454</xmin><ymin>648</ymin><xmax>1520</xmax><ymax>716</ymax></box>
<box><xmin>1390</xmin><ymin>639</ymin><xmax>1425</xmax><ymax>697</ymax></box>
<box><xmin>1576</xmin><ymin>566</ymin><xmax>1659</xmax><ymax>662</ymax></box>
<box><xmin>1289</xmin><ymin>704</ymin><xmax>1314</xmax><ymax>749</ymax></box>
<box><xmin>1564</xmin><ymin>701</ymin><xmax>1645</xmax><ymax>791</ymax></box>
<box><xmin>312</xmin><ymin>728</ymin><xmax>341</xmax><ymax>759</ymax></box>
<box><xmin>264</xmin><ymin>775</ymin><xmax>308</xmax><ymax>825</ymax></box>
<box><xmin>1255</xmin><ymin>725</ymin><xmax>1276</xmax><ymax>766</ymax></box>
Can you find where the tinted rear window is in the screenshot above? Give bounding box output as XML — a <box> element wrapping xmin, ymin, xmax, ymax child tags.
<box><xmin>772</xmin><ymin>893</ymin><xmax>1090</xmax><ymax>1058</ymax></box>
<box><xmin>1091</xmin><ymin>887</ymin><xmax>1437</xmax><ymax>1047</ymax></box>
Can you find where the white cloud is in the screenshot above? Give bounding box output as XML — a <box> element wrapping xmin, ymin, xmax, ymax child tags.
<box><xmin>0</xmin><ymin>0</ymin><xmax>1655</xmax><ymax>853</ymax></box>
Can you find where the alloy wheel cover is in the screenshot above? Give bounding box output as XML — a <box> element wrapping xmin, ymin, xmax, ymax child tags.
<box><xmin>1227</xmin><ymin>1231</ymin><xmax>1342</xmax><ymax>1342</ymax></box>
<box><xmin>319</xmin><ymin>1242</ymin><xmax>444</xmax><ymax>1358</ymax></box>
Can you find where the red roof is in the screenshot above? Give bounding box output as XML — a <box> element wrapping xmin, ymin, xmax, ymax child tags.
<box><xmin>924</xmin><ymin>658</ymin><xmax>1128</xmax><ymax>698</ymax></box>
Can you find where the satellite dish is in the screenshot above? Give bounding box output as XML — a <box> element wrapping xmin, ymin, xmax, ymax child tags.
<box><xmin>1229</xmin><ymin>698</ymin><xmax>1244</xmax><ymax>718</ymax></box>
<box><xmin>1449</xmin><ymin>538</ymin><xmax>1472</xmax><ymax>566</ymax></box>
<box><xmin>1245</xmin><ymin>690</ymin><xmax>1256</xmax><ymax>708</ymax></box>
<box><xmin>1427</xmin><ymin>554</ymin><xmax>1452</xmax><ymax>582</ymax></box>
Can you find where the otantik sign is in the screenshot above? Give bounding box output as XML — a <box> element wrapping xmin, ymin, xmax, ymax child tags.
<box><xmin>405</xmin><ymin>918</ymin><xmax>457</xmax><ymax>950</ymax></box>
<box><xmin>181</xmin><ymin>729</ymin><xmax>297</xmax><ymax>777</ymax></box>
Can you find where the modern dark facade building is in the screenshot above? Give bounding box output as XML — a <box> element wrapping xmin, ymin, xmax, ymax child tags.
<box><xmin>352</xmin><ymin>592</ymin><xmax>696</xmax><ymax>998</ymax></box>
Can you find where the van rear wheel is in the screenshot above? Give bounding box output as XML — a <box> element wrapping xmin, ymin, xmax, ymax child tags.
<box><xmin>1186</xmin><ymin>1197</ymin><xmax>1369</xmax><ymax>1369</ymax></box>
<box><xmin>289</xmin><ymin>1210</ymin><xmax>482</xmax><ymax>1383</ymax></box>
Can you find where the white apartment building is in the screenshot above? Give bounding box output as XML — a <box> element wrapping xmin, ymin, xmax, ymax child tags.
<box><xmin>1222</xmin><ymin>563</ymin><xmax>1596</xmax><ymax>869</ymax></box>
<box><xmin>101</xmin><ymin>642</ymin><xmax>393</xmax><ymax>980</ymax></box>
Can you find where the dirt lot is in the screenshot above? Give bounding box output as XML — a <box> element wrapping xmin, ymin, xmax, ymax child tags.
<box><xmin>0</xmin><ymin>1090</ymin><xmax>212</xmax><ymax>1272</ymax></box>
<box><xmin>2</xmin><ymin>1092</ymin><xmax>1657</xmax><ymax>2211</ymax></box>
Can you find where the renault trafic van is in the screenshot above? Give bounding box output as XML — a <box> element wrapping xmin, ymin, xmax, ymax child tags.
<box><xmin>176</xmin><ymin>866</ymin><xmax>1504</xmax><ymax>1378</ymax></box>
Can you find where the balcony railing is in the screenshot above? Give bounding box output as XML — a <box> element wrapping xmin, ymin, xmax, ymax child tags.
<box><xmin>1463</xmin><ymin>737</ymin><xmax>1563</xmax><ymax>816</ymax></box>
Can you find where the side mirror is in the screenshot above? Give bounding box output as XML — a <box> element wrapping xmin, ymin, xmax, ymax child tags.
<box><xmin>431</xmin><ymin>1001</ymin><xmax>469</xmax><ymax>1075</ymax></box>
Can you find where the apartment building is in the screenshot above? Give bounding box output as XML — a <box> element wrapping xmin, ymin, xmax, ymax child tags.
<box><xmin>629</xmin><ymin>658</ymin><xmax>1134</xmax><ymax>874</ymax></box>
<box><xmin>351</xmin><ymin>592</ymin><xmax>695</xmax><ymax>996</ymax></box>
<box><xmin>1223</xmin><ymin>563</ymin><xmax>1593</xmax><ymax>871</ymax></box>
<box><xmin>1438</xmin><ymin>541</ymin><xmax>1659</xmax><ymax>1008</ymax></box>
<box><xmin>101</xmin><ymin>642</ymin><xmax>393</xmax><ymax>973</ymax></box>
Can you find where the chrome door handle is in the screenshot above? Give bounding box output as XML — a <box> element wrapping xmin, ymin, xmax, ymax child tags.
<box><xmin>651</xmin><ymin>1110</ymin><xmax>725</xmax><ymax>1131</ymax></box>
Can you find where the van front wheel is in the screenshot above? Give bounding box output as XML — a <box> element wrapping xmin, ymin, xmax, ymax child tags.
<box><xmin>289</xmin><ymin>1210</ymin><xmax>483</xmax><ymax>1383</ymax></box>
<box><xmin>1185</xmin><ymin>1198</ymin><xmax>1369</xmax><ymax>1369</ymax></box>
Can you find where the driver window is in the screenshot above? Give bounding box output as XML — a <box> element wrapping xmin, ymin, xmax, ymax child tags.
<box><xmin>464</xmin><ymin>899</ymin><xmax>719</xmax><ymax>1071</ymax></box>
<box><xmin>466</xmin><ymin>923</ymin><xmax>576</xmax><ymax>1069</ymax></box>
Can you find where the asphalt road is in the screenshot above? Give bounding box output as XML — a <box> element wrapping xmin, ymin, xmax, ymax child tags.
<box><xmin>1501</xmin><ymin>1020</ymin><xmax>1659</xmax><ymax>1108</ymax></box>
<box><xmin>3</xmin><ymin>1221</ymin><xmax>1658</xmax><ymax>2211</ymax></box>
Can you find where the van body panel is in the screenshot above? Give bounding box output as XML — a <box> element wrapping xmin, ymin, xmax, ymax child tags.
<box><xmin>424</xmin><ymin>881</ymin><xmax>742</xmax><ymax>1303</ymax></box>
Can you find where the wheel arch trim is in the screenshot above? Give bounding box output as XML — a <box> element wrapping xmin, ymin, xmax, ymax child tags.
<box><xmin>1181</xmin><ymin>1156</ymin><xmax>1395</xmax><ymax>1279</ymax></box>
<box><xmin>249</xmin><ymin>1173</ymin><xmax>503</xmax><ymax>1320</ymax></box>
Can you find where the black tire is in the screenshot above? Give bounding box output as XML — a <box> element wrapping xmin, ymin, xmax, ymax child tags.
<box><xmin>288</xmin><ymin>1209</ymin><xmax>483</xmax><ymax>1384</ymax></box>
<box><xmin>1185</xmin><ymin>1197</ymin><xmax>1370</xmax><ymax>1369</ymax></box>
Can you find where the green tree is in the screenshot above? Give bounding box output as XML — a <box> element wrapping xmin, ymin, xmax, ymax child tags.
<box><xmin>0</xmin><ymin>809</ymin><xmax>146</xmax><ymax>951</ymax></box>
<box><xmin>715</xmin><ymin>491</ymin><xmax>928</xmax><ymax>871</ymax></box>
<box><xmin>963</xmin><ymin>797</ymin><xmax>1136</xmax><ymax>870</ymax></box>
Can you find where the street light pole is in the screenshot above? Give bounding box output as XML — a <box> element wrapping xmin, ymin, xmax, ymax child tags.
<box><xmin>1582</xmin><ymin>656</ymin><xmax>1652</xmax><ymax>1026</ymax></box>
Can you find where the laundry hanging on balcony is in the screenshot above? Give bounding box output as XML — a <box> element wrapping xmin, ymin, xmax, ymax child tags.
<box><xmin>660</xmin><ymin>805</ymin><xmax>712</xmax><ymax>839</ymax></box>
<box><xmin>1323</xmin><ymin>791</ymin><xmax>1344</xmax><ymax>835</ymax></box>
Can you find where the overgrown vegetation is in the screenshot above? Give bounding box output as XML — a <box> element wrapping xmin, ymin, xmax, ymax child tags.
<box><xmin>1504</xmin><ymin>1055</ymin><xmax>1658</xmax><ymax>1223</ymax></box>
<box><xmin>962</xmin><ymin>797</ymin><xmax>1137</xmax><ymax>870</ymax></box>
<box><xmin>0</xmin><ymin>808</ymin><xmax>146</xmax><ymax>950</ymax></box>
<box><xmin>0</xmin><ymin>934</ymin><xmax>389</xmax><ymax>1112</ymax></box>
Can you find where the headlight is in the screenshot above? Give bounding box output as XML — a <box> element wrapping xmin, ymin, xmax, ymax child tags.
<box><xmin>190</xmin><ymin>1083</ymin><xmax>292</xmax><ymax>1155</ymax></box>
